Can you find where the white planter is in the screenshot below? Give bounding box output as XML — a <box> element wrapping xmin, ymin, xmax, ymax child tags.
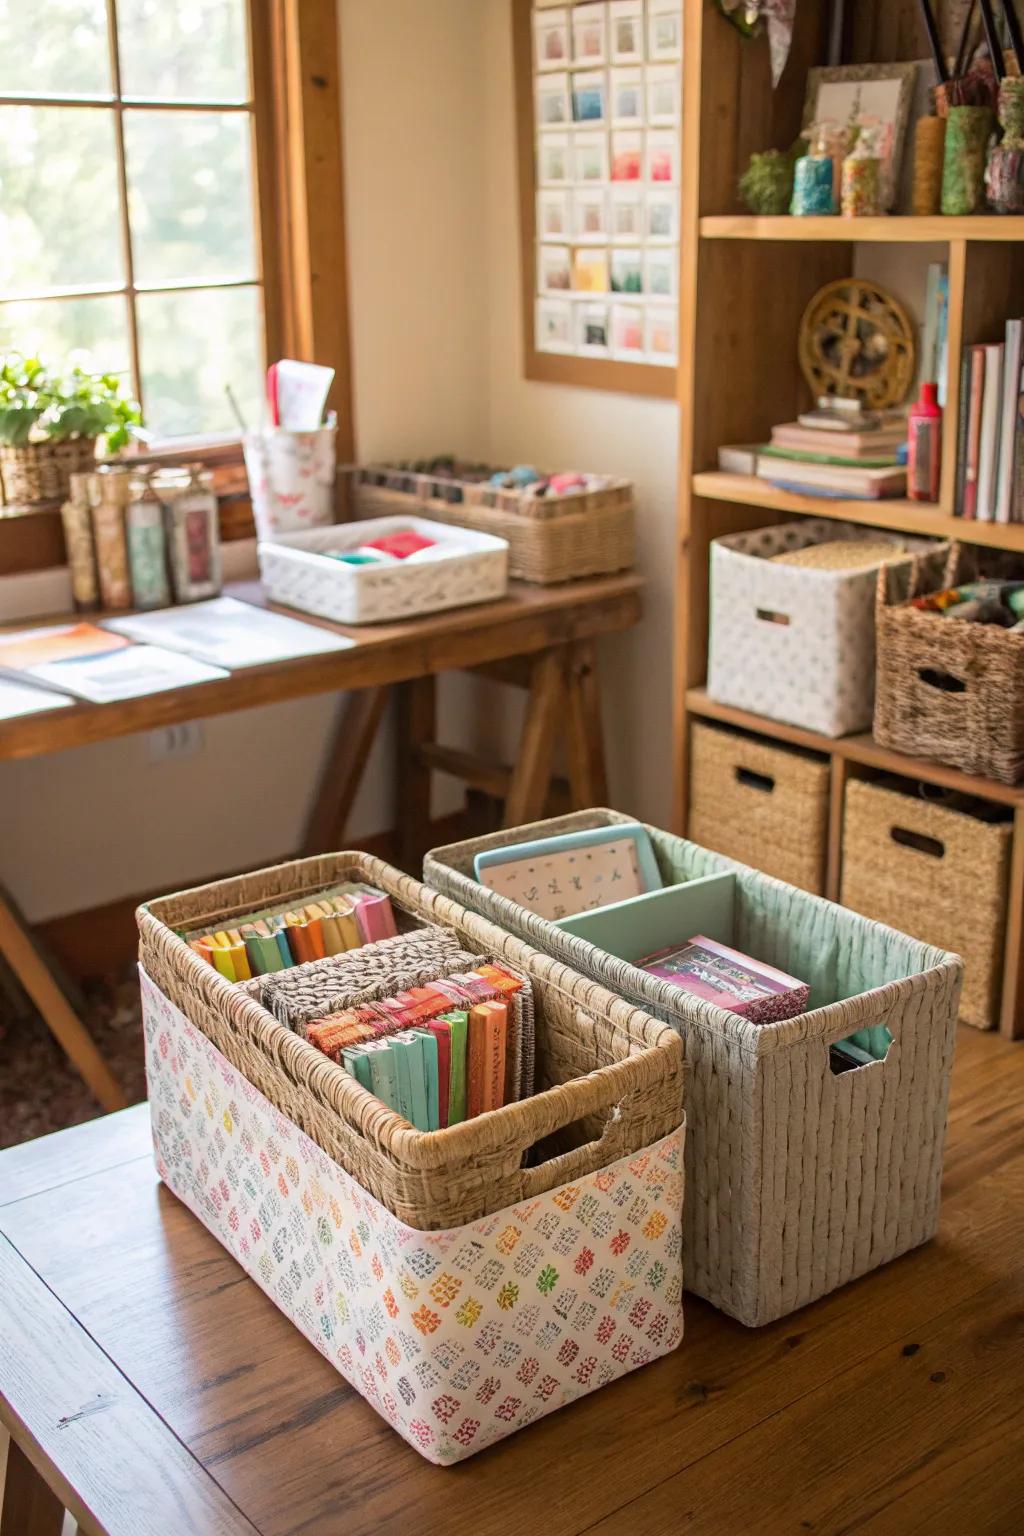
<box><xmin>257</xmin><ymin>515</ymin><xmax>509</xmax><ymax>625</ymax></box>
<box><xmin>706</xmin><ymin>520</ymin><xmax>941</xmax><ymax>737</ymax></box>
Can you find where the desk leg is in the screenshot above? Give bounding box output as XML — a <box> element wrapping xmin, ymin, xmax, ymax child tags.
<box><xmin>396</xmin><ymin>677</ymin><xmax>437</xmax><ymax>870</ymax></box>
<box><xmin>505</xmin><ymin>649</ymin><xmax>566</xmax><ymax>827</ymax></box>
<box><xmin>565</xmin><ymin>639</ymin><xmax>609</xmax><ymax>808</ymax></box>
<box><xmin>303</xmin><ymin>687</ymin><xmax>391</xmax><ymax>856</ymax></box>
<box><xmin>1</xmin><ymin>1438</ymin><xmax>65</xmax><ymax>1536</ymax></box>
<box><xmin>0</xmin><ymin>886</ymin><xmax>125</xmax><ymax>1114</ymax></box>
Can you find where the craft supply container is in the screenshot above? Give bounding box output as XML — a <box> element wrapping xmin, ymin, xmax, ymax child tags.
<box><xmin>941</xmin><ymin>105</ymin><xmax>993</xmax><ymax>215</ymax></box>
<box><xmin>137</xmin><ymin>853</ymin><xmax>685</xmax><ymax>1464</ymax></box>
<box><xmin>425</xmin><ymin>808</ymin><xmax>962</xmax><ymax>1329</ymax></box>
<box><xmin>60</xmin><ymin>471</ymin><xmax>99</xmax><ymax>610</ymax></box>
<box><xmin>354</xmin><ymin>464</ymin><xmax>634</xmax><ymax>585</ymax></box>
<box><xmin>841</xmin><ymin>778</ymin><xmax>1010</xmax><ymax>1031</ymax></box>
<box><xmin>874</xmin><ymin>543</ymin><xmax>1024</xmax><ymax>785</ymax></box>
<box><xmin>706</xmin><ymin>519</ymin><xmax>942</xmax><ymax>737</ymax></box>
<box><xmin>88</xmin><ymin>466</ymin><xmax>132</xmax><ymax>610</ymax></box>
<box><xmin>244</xmin><ymin>425</ymin><xmax>337</xmax><ymax>538</ymax></box>
<box><xmin>257</xmin><ymin>514</ymin><xmax>508</xmax><ymax>625</ymax></box>
<box><xmin>687</xmin><ymin>720</ymin><xmax>830</xmax><ymax>894</ymax></box>
<box><xmin>161</xmin><ymin>467</ymin><xmax>222</xmax><ymax>603</ymax></box>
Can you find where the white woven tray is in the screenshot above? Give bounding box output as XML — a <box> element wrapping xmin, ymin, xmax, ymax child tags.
<box><xmin>257</xmin><ymin>515</ymin><xmax>509</xmax><ymax>625</ymax></box>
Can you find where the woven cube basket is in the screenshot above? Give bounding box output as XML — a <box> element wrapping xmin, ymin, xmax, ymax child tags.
<box><xmin>688</xmin><ymin>720</ymin><xmax>830</xmax><ymax>894</ymax></box>
<box><xmin>841</xmin><ymin>779</ymin><xmax>1011</xmax><ymax>1031</ymax></box>
<box><xmin>137</xmin><ymin>853</ymin><xmax>684</xmax><ymax>1231</ymax></box>
<box><xmin>425</xmin><ymin>810</ymin><xmax>963</xmax><ymax>1327</ymax></box>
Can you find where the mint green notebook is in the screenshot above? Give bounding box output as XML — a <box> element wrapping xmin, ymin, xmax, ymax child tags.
<box><xmin>341</xmin><ymin>1045</ymin><xmax>373</xmax><ymax>1091</ymax></box>
<box><xmin>441</xmin><ymin>1010</ymin><xmax>469</xmax><ymax>1125</ymax></box>
<box><xmin>366</xmin><ymin>1042</ymin><xmax>399</xmax><ymax>1113</ymax></box>
<box><xmin>392</xmin><ymin>1032</ymin><xmax>430</xmax><ymax>1130</ymax></box>
<box><xmin>388</xmin><ymin>1036</ymin><xmax>417</xmax><ymax>1124</ymax></box>
<box><xmin>414</xmin><ymin>1028</ymin><xmax>440</xmax><ymax>1131</ymax></box>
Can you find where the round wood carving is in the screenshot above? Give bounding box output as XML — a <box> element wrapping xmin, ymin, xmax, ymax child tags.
<box><xmin>798</xmin><ymin>277</ymin><xmax>916</xmax><ymax>409</ymax></box>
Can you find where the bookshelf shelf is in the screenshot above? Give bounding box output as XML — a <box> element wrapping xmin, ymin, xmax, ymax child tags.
<box><xmin>676</xmin><ymin>1</ymin><xmax>1024</xmax><ymax>1038</ymax></box>
<box><xmin>691</xmin><ymin>472</ymin><xmax>1024</xmax><ymax>551</ymax></box>
<box><xmin>699</xmin><ymin>215</ymin><xmax>1024</xmax><ymax>243</ymax></box>
<box><xmin>685</xmin><ymin>687</ymin><xmax>1024</xmax><ymax>810</ymax></box>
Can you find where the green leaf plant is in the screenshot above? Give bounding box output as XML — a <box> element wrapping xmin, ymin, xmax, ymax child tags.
<box><xmin>0</xmin><ymin>353</ymin><xmax>143</xmax><ymax>453</ymax></box>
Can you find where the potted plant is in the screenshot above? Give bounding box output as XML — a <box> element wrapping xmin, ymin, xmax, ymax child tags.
<box><xmin>0</xmin><ymin>354</ymin><xmax>143</xmax><ymax>508</ymax></box>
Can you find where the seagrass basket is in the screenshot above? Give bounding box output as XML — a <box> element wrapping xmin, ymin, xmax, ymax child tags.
<box><xmin>353</xmin><ymin>468</ymin><xmax>634</xmax><ymax>584</ymax></box>
<box><xmin>0</xmin><ymin>436</ymin><xmax>98</xmax><ymax>507</ymax></box>
<box><xmin>688</xmin><ymin>720</ymin><xmax>830</xmax><ymax>894</ymax></box>
<box><xmin>137</xmin><ymin>851</ymin><xmax>684</xmax><ymax>1231</ymax></box>
<box><xmin>425</xmin><ymin>808</ymin><xmax>963</xmax><ymax>1327</ymax></box>
<box><xmin>841</xmin><ymin>778</ymin><xmax>1011</xmax><ymax>1030</ymax></box>
<box><xmin>874</xmin><ymin>543</ymin><xmax>1024</xmax><ymax>784</ymax></box>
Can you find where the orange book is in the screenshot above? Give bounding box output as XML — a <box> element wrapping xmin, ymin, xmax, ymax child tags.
<box><xmin>190</xmin><ymin>938</ymin><xmax>216</xmax><ymax>968</ymax></box>
<box><xmin>467</xmin><ymin>1003</ymin><xmax>492</xmax><ymax>1119</ymax></box>
<box><xmin>302</xmin><ymin>905</ymin><xmax>327</xmax><ymax>960</ymax></box>
<box><xmin>475</xmin><ymin>1000</ymin><xmax>508</xmax><ymax>1111</ymax></box>
<box><xmin>283</xmin><ymin>912</ymin><xmax>314</xmax><ymax>965</ymax></box>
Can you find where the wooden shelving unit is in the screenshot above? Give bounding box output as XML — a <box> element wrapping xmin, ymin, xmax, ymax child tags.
<box><xmin>675</xmin><ymin>1</ymin><xmax>1024</xmax><ymax>1037</ymax></box>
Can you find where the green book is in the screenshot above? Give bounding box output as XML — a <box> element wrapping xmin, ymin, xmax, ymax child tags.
<box><xmin>413</xmin><ymin>1028</ymin><xmax>440</xmax><ymax>1131</ymax></box>
<box><xmin>440</xmin><ymin>1010</ymin><xmax>469</xmax><ymax>1126</ymax></box>
<box><xmin>760</xmin><ymin>444</ymin><xmax>901</xmax><ymax>469</ymax></box>
<box><xmin>341</xmin><ymin>1045</ymin><xmax>373</xmax><ymax>1091</ymax></box>
<box><xmin>388</xmin><ymin>1035</ymin><xmax>416</xmax><ymax>1124</ymax></box>
<box><xmin>366</xmin><ymin>1041</ymin><xmax>399</xmax><ymax>1114</ymax></box>
<box><xmin>392</xmin><ymin>1032</ymin><xmax>430</xmax><ymax>1130</ymax></box>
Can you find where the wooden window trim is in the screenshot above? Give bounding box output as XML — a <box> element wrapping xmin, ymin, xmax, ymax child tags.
<box><xmin>0</xmin><ymin>0</ymin><xmax>353</xmax><ymax>569</ymax></box>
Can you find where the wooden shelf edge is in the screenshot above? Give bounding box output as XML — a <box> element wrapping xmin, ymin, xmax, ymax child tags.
<box><xmin>684</xmin><ymin>687</ymin><xmax>1024</xmax><ymax>809</ymax></box>
<box><xmin>691</xmin><ymin>472</ymin><xmax>1024</xmax><ymax>552</ymax></box>
<box><xmin>699</xmin><ymin>214</ymin><xmax>1024</xmax><ymax>243</ymax></box>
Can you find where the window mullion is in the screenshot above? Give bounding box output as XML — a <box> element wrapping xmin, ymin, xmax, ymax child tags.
<box><xmin>104</xmin><ymin>0</ymin><xmax>143</xmax><ymax>413</ymax></box>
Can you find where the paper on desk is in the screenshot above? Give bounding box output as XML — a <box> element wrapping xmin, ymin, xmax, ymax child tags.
<box><xmin>102</xmin><ymin>596</ymin><xmax>354</xmax><ymax>670</ymax></box>
<box><xmin>27</xmin><ymin>645</ymin><xmax>229</xmax><ymax>703</ymax></box>
<box><xmin>0</xmin><ymin>677</ymin><xmax>75</xmax><ymax>720</ymax></box>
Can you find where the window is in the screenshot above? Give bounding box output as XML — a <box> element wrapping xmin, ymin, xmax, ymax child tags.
<box><xmin>0</xmin><ymin>0</ymin><xmax>278</xmax><ymax>442</ymax></box>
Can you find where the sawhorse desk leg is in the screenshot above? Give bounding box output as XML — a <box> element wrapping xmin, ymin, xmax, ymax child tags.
<box><xmin>0</xmin><ymin>885</ymin><xmax>126</xmax><ymax>1113</ymax></box>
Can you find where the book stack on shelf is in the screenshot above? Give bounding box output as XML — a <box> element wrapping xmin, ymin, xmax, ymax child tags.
<box><xmin>720</xmin><ymin>400</ymin><xmax>909</xmax><ymax>501</ymax></box>
<box><xmin>956</xmin><ymin>316</ymin><xmax>1024</xmax><ymax>525</ymax></box>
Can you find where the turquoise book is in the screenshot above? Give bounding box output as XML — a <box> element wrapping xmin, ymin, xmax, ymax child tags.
<box><xmin>413</xmin><ymin>1028</ymin><xmax>440</xmax><ymax>1131</ymax></box>
<box><xmin>440</xmin><ymin>1010</ymin><xmax>469</xmax><ymax>1126</ymax></box>
<box><xmin>341</xmin><ymin>1045</ymin><xmax>373</xmax><ymax>1091</ymax></box>
<box><xmin>388</xmin><ymin>1036</ymin><xmax>416</xmax><ymax>1124</ymax></box>
<box><xmin>366</xmin><ymin>1041</ymin><xmax>399</xmax><ymax>1114</ymax></box>
<box><xmin>393</xmin><ymin>1032</ymin><xmax>430</xmax><ymax>1130</ymax></box>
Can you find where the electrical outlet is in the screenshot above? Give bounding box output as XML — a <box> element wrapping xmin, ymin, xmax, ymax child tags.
<box><xmin>147</xmin><ymin>721</ymin><xmax>204</xmax><ymax>762</ymax></box>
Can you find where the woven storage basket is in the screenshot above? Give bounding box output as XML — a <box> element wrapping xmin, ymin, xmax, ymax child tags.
<box><xmin>874</xmin><ymin>543</ymin><xmax>1024</xmax><ymax>784</ymax></box>
<box><xmin>841</xmin><ymin>779</ymin><xmax>1011</xmax><ymax>1031</ymax></box>
<box><xmin>0</xmin><ymin>436</ymin><xmax>98</xmax><ymax>508</ymax></box>
<box><xmin>425</xmin><ymin>809</ymin><xmax>963</xmax><ymax>1327</ymax></box>
<box><xmin>688</xmin><ymin>720</ymin><xmax>830</xmax><ymax>894</ymax></box>
<box><xmin>706</xmin><ymin>520</ymin><xmax>942</xmax><ymax>737</ymax></box>
<box><xmin>353</xmin><ymin>473</ymin><xmax>634</xmax><ymax>585</ymax></box>
<box><xmin>137</xmin><ymin>852</ymin><xmax>683</xmax><ymax>1231</ymax></box>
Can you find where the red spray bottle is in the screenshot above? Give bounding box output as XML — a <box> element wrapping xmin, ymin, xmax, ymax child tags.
<box><xmin>907</xmin><ymin>382</ymin><xmax>942</xmax><ymax>502</ymax></box>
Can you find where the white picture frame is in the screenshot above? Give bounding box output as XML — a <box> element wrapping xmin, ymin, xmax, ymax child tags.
<box><xmin>646</xmin><ymin>127</ymin><xmax>678</xmax><ymax>184</ymax></box>
<box><xmin>572</xmin><ymin>2</ymin><xmax>608</xmax><ymax>68</ymax></box>
<box><xmin>538</xmin><ymin>131</ymin><xmax>571</xmax><ymax>185</ymax></box>
<box><xmin>648</xmin><ymin>0</ymin><xmax>682</xmax><ymax>62</ymax></box>
<box><xmin>572</xmin><ymin>186</ymin><xmax>608</xmax><ymax>242</ymax></box>
<box><xmin>572</xmin><ymin>68</ymin><xmax>608</xmax><ymax>124</ymax></box>
<box><xmin>646</xmin><ymin>63</ymin><xmax>680</xmax><ymax>125</ymax></box>
<box><xmin>610</xmin><ymin>128</ymin><xmax>643</xmax><ymax>181</ymax></box>
<box><xmin>537</xmin><ymin>187</ymin><xmax>571</xmax><ymax>238</ymax></box>
<box><xmin>576</xmin><ymin>301</ymin><xmax>612</xmax><ymax>356</ymax></box>
<box><xmin>533</xmin><ymin>7</ymin><xmax>570</xmax><ymax>72</ymax></box>
<box><xmin>536</xmin><ymin>297</ymin><xmax>575</xmax><ymax>353</ymax></box>
<box><xmin>610</xmin><ymin>183</ymin><xmax>644</xmax><ymax>241</ymax></box>
<box><xmin>645</xmin><ymin>186</ymin><xmax>677</xmax><ymax>241</ymax></box>
<box><xmin>574</xmin><ymin>129</ymin><xmax>610</xmax><ymax>183</ymax></box>
<box><xmin>609</xmin><ymin>0</ymin><xmax>644</xmax><ymax>64</ymax></box>
<box><xmin>611</xmin><ymin>302</ymin><xmax>646</xmax><ymax>359</ymax></box>
<box><xmin>610</xmin><ymin>66</ymin><xmax>644</xmax><ymax>125</ymax></box>
<box><xmin>646</xmin><ymin>306</ymin><xmax>678</xmax><ymax>366</ymax></box>
<box><xmin>645</xmin><ymin>245</ymin><xmax>677</xmax><ymax>300</ymax></box>
<box><xmin>538</xmin><ymin>242</ymin><xmax>573</xmax><ymax>294</ymax></box>
<box><xmin>536</xmin><ymin>71</ymin><xmax>571</xmax><ymax>127</ymax></box>
<box><xmin>572</xmin><ymin>246</ymin><xmax>611</xmax><ymax>293</ymax></box>
<box><xmin>610</xmin><ymin>245</ymin><xmax>644</xmax><ymax>296</ymax></box>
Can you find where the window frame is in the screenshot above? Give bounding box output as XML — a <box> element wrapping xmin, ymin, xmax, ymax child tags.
<box><xmin>0</xmin><ymin>0</ymin><xmax>352</xmax><ymax>556</ymax></box>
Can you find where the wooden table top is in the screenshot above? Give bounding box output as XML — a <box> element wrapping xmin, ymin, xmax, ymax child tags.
<box><xmin>0</xmin><ymin>573</ymin><xmax>642</xmax><ymax>762</ymax></box>
<box><xmin>2</xmin><ymin>1023</ymin><xmax>1023</xmax><ymax>1536</ymax></box>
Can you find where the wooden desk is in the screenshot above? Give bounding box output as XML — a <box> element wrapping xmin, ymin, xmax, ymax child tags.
<box><xmin>2</xmin><ymin>1025</ymin><xmax>1023</xmax><ymax>1536</ymax></box>
<box><xmin>0</xmin><ymin>574</ymin><xmax>642</xmax><ymax>1113</ymax></box>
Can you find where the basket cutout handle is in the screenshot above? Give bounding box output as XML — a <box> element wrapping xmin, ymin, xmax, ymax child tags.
<box><xmin>735</xmin><ymin>765</ymin><xmax>775</xmax><ymax>794</ymax></box>
<box><xmin>918</xmin><ymin>666</ymin><xmax>966</xmax><ymax>695</ymax></box>
<box><xmin>516</xmin><ymin>1100</ymin><xmax>633</xmax><ymax>1199</ymax></box>
<box><xmin>756</xmin><ymin>606</ymin><xmax>790</xmax><ymax>626</ymax></box>
<box><xmin>890</xmin><ymin>826</ymin><xmax>945</xmax><ymax>859</ymax></box>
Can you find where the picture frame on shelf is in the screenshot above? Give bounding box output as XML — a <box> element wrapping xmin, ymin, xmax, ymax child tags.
<box><xmin>802</xmin><ymin>62</ymin><xmax>918</xmax><ymax>213</ymax></box>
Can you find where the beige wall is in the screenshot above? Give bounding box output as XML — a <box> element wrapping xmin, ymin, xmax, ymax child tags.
<box><xmin>0</xmin><ymin>0</ymin><xmax>678</xmax><ymax>925</ymax></box>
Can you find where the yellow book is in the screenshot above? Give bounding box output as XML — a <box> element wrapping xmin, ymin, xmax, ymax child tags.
<box><xmin>215</xmin><ymin>930</ymin><xmax>251</xmax><ymax>983</ymax></box>
<box><xmin>329</xmin><ymin>895</ymin><xmax>362</xmax><ymax>951</ymax></box>
<box><xmin>208</xmin><ymin>932</ymin><xmax>237</xmax><ymax>983</ymax></box>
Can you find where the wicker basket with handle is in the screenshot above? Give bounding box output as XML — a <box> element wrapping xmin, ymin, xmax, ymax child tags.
<box><xmin>424</xmin><ymin>808</ymin><xmax>963</xmax><ymax>1326</ymax></box>
<box><xmin>0</xmin><ymin>436</ymin><xmax>98</xmax><ymax>507</ymax></box>
<box><xmin>874</xmin><ymin>542</ymin><xmax>1024</xmax><ymax>784</ymax></box>
<box><xmin>353</xmin><ymin>472</ymin><xmax>634</xmax><ymax>585</ymax></box>
<box><xmin>137</xmin><ymin>851</ymin><xmax>684</xmax><ymax>1231</ymax></box>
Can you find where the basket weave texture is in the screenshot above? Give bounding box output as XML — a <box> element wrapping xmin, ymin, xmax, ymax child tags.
<box><xmin>688</xmin><ymin>720</ymin><xmax>830</xmax><ymax>894</ymax></box>
<box><xmin>425</xmin><ymin>809</ymin><xmax>963</xmax><ymax>1326</ymax></box>
<box><xmin>353</xmin><ymin>481</ymin><xmax>634</xmax><ymax>585</ymax></box>
<box><xmin>874</xmin><ymin>543</ymin><xmax>1024</xmax><ymax>784</ymax></box>
<box><xmin>137</xmin><ymin>853</ymin><xmax>683</xmax><ymax>1231</ymax></box>
<box><xmin>0</xmin><ymin>436</ymin><xmax>98</xmax><ymax>507</ymax></box>
<box><xmin>841</xmin><ymin>779</ymin><xmax>1010</xmax><ymax>1030</ymax></box>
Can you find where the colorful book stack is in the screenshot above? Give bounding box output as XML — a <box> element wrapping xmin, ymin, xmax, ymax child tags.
<box><xmin>956</xmin><ymin>316</ymin><xmax>1024</xmax><ymax>524</ymax></box>
<box><xmin>185</xmin><ymin>883</ymin><xmax>398</xmax><ymax>982</ymax></box>
<box><xmin>754</xmin><ymin>403</ymin><xmax>908</xmax><ymax>501</ymax></box>
<box><xmin>307</xmin><ymin>963</ymin><xmax>525</xmax><ymax>1130</ymax></box>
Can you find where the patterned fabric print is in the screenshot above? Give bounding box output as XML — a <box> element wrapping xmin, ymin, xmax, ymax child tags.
<box><xmin>140</xmin><ymin>969</ymin><xmax>684</xmax><ymax>1464</ymax></box>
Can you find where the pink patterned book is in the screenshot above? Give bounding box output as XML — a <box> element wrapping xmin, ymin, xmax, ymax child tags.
<box><xmin>639</xmin><ymin>935</ymin><xmax>808</xmax><ymax>1024</ymax></box>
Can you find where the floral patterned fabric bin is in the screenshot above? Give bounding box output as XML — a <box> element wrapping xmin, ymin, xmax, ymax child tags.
<box><xmin>142</xmin><ymin>968</ymin><xmax>685</xmax><ymax>1465</ymax></box>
